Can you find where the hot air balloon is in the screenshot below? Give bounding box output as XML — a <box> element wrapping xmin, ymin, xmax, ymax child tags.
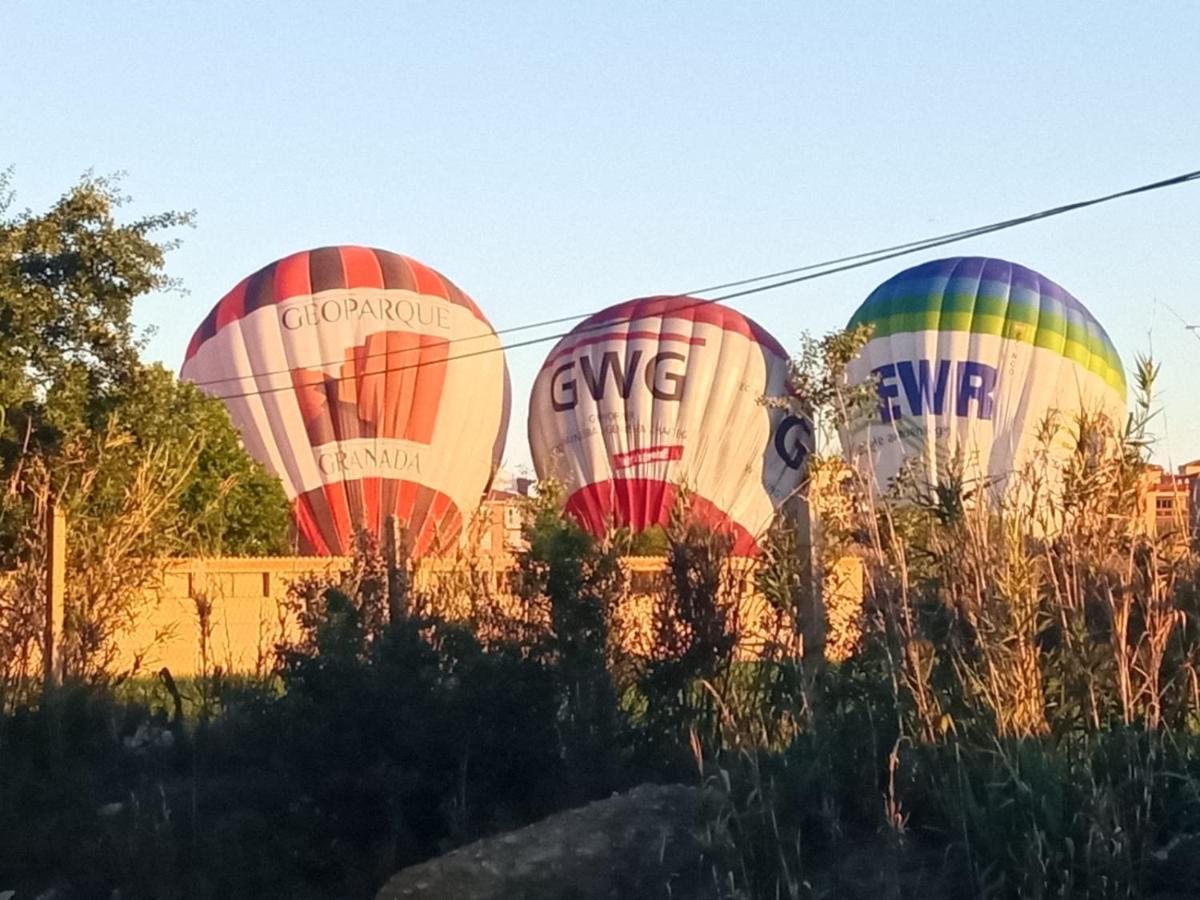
<box><xmin>181</xmin><ymin>246</ymin><xmax>510</xmax><ymax>556</ymax></box>
<box><xmin>528</xmin><ymin>296</ymin><xmax>812</xmax><ymax>555</ymax></box>
<box><xmin>842</xmin><ymin>256</ymin><xmax>1126</xmax><ymax>494</ymax></box>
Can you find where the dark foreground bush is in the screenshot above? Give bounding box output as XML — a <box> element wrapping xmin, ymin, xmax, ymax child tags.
<box><xmin>12</xmin><ymin>389</ymin><xmax>1200</xmax><ymax>899</ymax></box>
<box><xmin>0</xmin><ymin>506</ymin><xmax>714</xmax><ymax>899</ymax></box>
<box><xmin>0</xmin><ymin>603</ymin><xmax>570</xmax><ymax>898</ymax></box>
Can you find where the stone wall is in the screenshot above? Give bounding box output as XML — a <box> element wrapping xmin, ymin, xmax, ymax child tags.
<box><xmin>112</xmin><ymin>554</ymin><xmax>863</xmax><ymax>677</ymax></box>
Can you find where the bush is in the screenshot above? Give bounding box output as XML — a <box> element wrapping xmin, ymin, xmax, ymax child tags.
<box><xmin>0</xmin><ymin>556</ymin><xmax>569</xmax><ymax>898</ymax></box>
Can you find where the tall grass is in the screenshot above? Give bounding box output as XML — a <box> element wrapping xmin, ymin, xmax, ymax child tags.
<box><xmin>4</xmin><ymin>330</ymin><xmax>1200</xmax><ymax>897</ymax></box>
<box><xmin>698</xmin><ymin>347</ymin><xmax>1200</xmax><ymax>898</ymax></box>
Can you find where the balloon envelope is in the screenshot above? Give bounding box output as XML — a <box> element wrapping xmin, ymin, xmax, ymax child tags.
<box><xmin>528</xmin><ymin>296</ymin><xmax>811</xmax><ymax>555</ymax></box>
<box><xmin>842</xmin><ymin>256</ymin><xmax>1126</xmax><ymax>493</ymax></box>
<box><xmin>181</xmin><ymin>246</ymin><xmax>510</xmax><ymax>556</ymax></box>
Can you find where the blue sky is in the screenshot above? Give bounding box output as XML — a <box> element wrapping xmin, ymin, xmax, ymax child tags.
<box><xmin>4</xmin><ymin>1</ymin><xmax>1198</xmax><ymax>471</ymax></box>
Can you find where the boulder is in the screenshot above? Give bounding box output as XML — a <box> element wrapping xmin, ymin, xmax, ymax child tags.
<box><xmin>376</xmin><ymin>783</ymin><xmax>716</xmax><ymax>900</ymax></box>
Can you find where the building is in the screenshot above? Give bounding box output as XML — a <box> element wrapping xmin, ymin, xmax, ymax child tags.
<box><xmin>1141</xmin><ymin>461</ymin><xmax>1200</xmax><ymax>538</ymax></box>
<box><xmin>471</xmin><ymin>488</ymin><xmax>529</xmax><ymax>558</ymax></box>
<box><xmin>467</xmin><ymin>468</ymin><xmax>536</xmax><ymax>559</ymax></box>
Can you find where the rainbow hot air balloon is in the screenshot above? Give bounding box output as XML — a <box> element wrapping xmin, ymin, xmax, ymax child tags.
<box><xmin>528</xmin><ymin>296</ymin><xmax>812</xmax><ymax>555</ymax></box>
<box><xmin>181</xmin><ymin>246</ymin><xmax>510</xmax><ymax>556</ymax></box>
<box><xmin>842</xmin><ymin>256</ymin><xmax>1126</xmax><ymax>494</ymax></box>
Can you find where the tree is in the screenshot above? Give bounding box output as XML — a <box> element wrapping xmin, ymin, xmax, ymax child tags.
<box><xmin>517</xmin><ymin>481</ymin><xmax>630</xmax><ymax>802</ymax></box>
<box><xmin>98</xmin><ymin>364</ymin><xmax>292</xmax><ymax>556</ymax></box>
<box><xmin>0</xmin><ymin>171</ymin><xmax>183</xmax><ymax>409</ymax></box>
<box><xmin>0</xmin><ymin>173</ymin><xmax>292</xmax><ymax>685</ymax></box>
<box><xmin>0</xmin><ymin>171</ymin><xmax>291</xmax><ymax>561</ymax></box>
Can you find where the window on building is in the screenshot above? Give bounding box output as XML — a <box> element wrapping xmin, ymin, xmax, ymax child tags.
<box><xmin>1157</xmin><ymin>497</ymin><xmax>1176</xmax><ymax>513</ymax></box>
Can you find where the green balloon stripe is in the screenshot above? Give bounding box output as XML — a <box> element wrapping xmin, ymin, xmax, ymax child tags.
<box><xmin>851</xmin><ymin>289</ymin><xmax>1114</xmax><ymax>345</ymax></box>
<box><xmin>853</xmin><ymin>305</ymin><xmax>1126</xmax><ymax>393</ymax></box>
<box><xmin>850</xmin><ymin>301</ymin><xmax>1115</xmax><ymax>359</ymax></box>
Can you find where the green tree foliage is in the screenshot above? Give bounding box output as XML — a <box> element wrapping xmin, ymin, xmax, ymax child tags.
<box><xmin>517</xmin><ymin>481</ymin><xmax>631</xmax><ymax>802</ymax></box>
<box><xmin>0</xmin><ymin>171</ymin><xmax>177</xmax><ymax>409</ymax></box>
<box><xmin>0</xmin><ymin>172</ymin><xmax>290</xmax><ymax>560</ymax></box>
<box><xmin>633</xmin><ymin>499</ymin><xmax>741</xmax><ymax>765</ymax></box>
<box><xmin>102</xmin><ymin>364</ymin><xmax>292</xmax><ymax>556</ymax></box>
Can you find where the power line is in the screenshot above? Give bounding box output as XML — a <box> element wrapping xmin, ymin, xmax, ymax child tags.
<box><xmin>193</xmin><ymin>166</ymin><xmax>1200</xmax><ymax>400</ymax></box>
<box><xmin>1156</xmin><ymin>298</ymin><xmax>1200</xmax><ymax>346</ymax></box>
<box><xmin>191</xmin><ymin>167</ymin><xmax>1200</xmax><ymax>391</ymax></box>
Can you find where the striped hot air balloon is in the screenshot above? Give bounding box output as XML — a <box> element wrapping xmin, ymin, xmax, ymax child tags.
<box><xmin>528</xmin><ymin>296</ymin><xmax>812</xmax><ymax>555</ymax></box>
<box><xmin>181</xmin><ymin>246</ymin><xmax>510</xmax><ymax>556</ymax></box>
<box><xmin>842</xmin><ymin>256</ymin><xmax>1126</xmax><ymax>494</ymax></box>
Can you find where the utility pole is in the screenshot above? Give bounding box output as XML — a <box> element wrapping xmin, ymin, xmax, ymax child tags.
<box><xmin>43</xmin><ymin>494</ymin><xmax>66</xmax><ymax>690</ymax></box>
<box><xmin>383</xmin><ymin>514</ymin><xmax>407</xmax><ymax>621</ymax></box>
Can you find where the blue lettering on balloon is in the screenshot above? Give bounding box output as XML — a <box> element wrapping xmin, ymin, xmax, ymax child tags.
<box><xmin>873</xmin><ymin>359</ymin><xmax>997</xmax><ymax>422</ymax></box>
<box><xmin>896</xmin><ymin>359</ymin><xmax>950</xmax><ymax>416</ymax></box>
<box><xmin>955</xmin><ymin>361</ymin><xmax>996</xmax><ymax>420</ymax></box>
<box><xmin>873</xmin><ymin>363</ymin><xmax>902</xmax><ymax>423</ymax></box>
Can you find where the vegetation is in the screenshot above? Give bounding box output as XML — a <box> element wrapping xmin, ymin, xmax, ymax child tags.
<box><xmin>4</xmin><ymin>328</ymin><xmax>1199</xmax><ymax>898</ymax></box>
<box><xmin>3</xmin><ymin>176</ymin><xmax>1200</xmax><ymax>898</ymax></box>
<box><xmin>1</xmin><ymin>386</ymin><xmax>1185</xmax><ymax>900</ymax></box>
<box><xmin>697</xmin><ymin>343</ymin><xmax>1200</xmax><ymax>899</ymax></box>
<box><xmin>0</xmin><ymin>174</ymin><xmax>292</xmax><ymax>689</ymax></box>
<box><xmin>0</xmin><ymin>171</ymin><xmax>291</xmax><ymax>563</ymax></box>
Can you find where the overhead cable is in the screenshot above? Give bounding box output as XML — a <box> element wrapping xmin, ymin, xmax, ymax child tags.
<box><xmin>192</xmin><ymin>166</ymin><xmax>1200</xmax><ymax>399</ymax></box>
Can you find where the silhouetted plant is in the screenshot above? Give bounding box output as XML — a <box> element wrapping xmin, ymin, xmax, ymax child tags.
<box><xmin>515</xmin><ymin>480</ymin><xmax>631</xmax><ymax>803</ymax></box>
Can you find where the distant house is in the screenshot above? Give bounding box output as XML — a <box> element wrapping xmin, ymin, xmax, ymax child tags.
<box><xmin>468</xmin><ymin>472</ymin><xmax>534</xmax><ymax>559</ymax></box>
<box><xmin>1141</xmin><ymin>460</ymin><xmax>1200</xmax><ymax>538</ymax></box>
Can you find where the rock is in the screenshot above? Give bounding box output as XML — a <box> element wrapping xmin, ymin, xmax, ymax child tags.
<box><xmin>1150</xmin><ymin>832</ymin><xmax>1200</xmax><ymax>893</ymax></box>
<box><xmin>123</xmin><ymin>722</ymin><xmax>174</xmax><ymax>753</ymax></box>
<box><xmin>376</xmin><ymin>783</ymin><xmax>717</xmax><ymax>900</ymax></box>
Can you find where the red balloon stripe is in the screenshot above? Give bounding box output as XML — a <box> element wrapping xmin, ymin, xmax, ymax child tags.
<box><xmin>565</xmin><ymin>479</ymin><xmax>759</xmax><ymax>556</ymax></box>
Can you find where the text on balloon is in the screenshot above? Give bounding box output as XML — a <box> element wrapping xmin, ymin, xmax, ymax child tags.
<box><xmin>873</xmin><ymin>360</ymin><xmax>997</xmax><ymax>423</ymax></box>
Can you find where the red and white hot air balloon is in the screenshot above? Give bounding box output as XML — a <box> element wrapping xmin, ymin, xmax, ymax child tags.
<box><xmin>528</xmin><ymin>296</ymin><xmax>811</xmax><ymax>555</ymax></box>
<box><xmin>181</xmin><ymin>246</ymin><xmax>510</xmax><ymax>556</ymax></box>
